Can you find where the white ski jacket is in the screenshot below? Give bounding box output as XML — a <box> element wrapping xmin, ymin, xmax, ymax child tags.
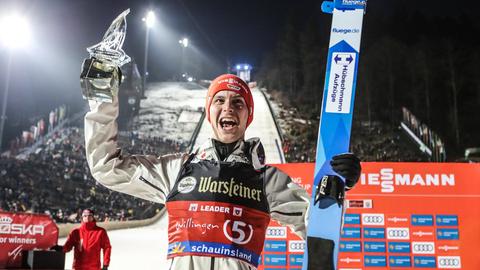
<box><xmin>84</xmin><ymin>97</ymin><xmax>310</xmax><ymax>270</ymax></box>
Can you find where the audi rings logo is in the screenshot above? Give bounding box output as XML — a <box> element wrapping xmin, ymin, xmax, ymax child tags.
<box><xmin>386</xmin><ymin>227</ymin><xmax>409</xmax><ymax>240</ymax></box>
<box><xmin>288</xmin><ymin>240</ymin><xmax>305</xmax><ymax>252</ymax></box>
<box><xmin>0</xmin><ymin>216</ymin><xmax>13</xmax><ymax>223</ymax></box>
<box><xmin>438</xmin><ymin>256</ymin><xmax>461</xmax><ymax>268</ymax></box>
<box><xmin>412</xmin><ymin>242</ymin><xmax>435</xmax><ymax>254</ymax></box>
<box><xmin>362</xmin><ymin>214</ymin><xmax>384</xmax><ymax>226</ymax></box>
<box><xmin>389</xmin><ymin>230</ymin><xmax>408</xmax><ymax>237</ymax></box>
<box><xmin>439</xmin><ymin>259</ymin><xmax>460</xmax><ymax>266</ymax></box>
<box><xmin>413</xmin><ymin>244</ymin><xmax>434</xmax><ymax>252</ymax></box>
<box><xmin>266</xmin><ymin>227</ymin><xmax>287</xmax><ymax>239</ymax></box>
<box><xmin>177</xmin><ymin>177</ymin><xmax>197</xmax><ymax>193</ymax></box>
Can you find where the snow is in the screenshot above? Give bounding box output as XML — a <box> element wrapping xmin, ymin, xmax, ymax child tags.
<box><xmin>177</xmin><ymin>110</ymin><xmax>202</xmax><ymax>123</ymax></box>
<box><xmin>133</xmin><ymin>82</ymin><xmax>207</xmax><ymax>142</ymax></box>
<box><xmin>59</xmin><ymin>214</ymin><xmax>170</xmax><ymax>270</ymax></box>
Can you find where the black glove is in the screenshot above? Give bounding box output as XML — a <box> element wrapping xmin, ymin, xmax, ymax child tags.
<box><xmin>102</xmin><ymin>266</ymin><xmax>108</xmax><ymax>270</ymax></box>
<box><xmin>330</xmin><ymin>153</ymin><xmax>361</xmax><ymax>190</ymax></box>
<box><xmin>49</xmin><ymin>245</ymin><xmax>63</xmax><ymax>252</ymax></box>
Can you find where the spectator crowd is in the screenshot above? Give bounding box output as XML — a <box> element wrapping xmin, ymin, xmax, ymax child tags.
<box><xmin>270</xmin><ymin>91</ymin><xmax>428</xmax><ymax>163</ymax></box>
<box><xmin>0</xmin><ymin>125</ymin><xmax>184</xmax><ymax>223</ymax></box>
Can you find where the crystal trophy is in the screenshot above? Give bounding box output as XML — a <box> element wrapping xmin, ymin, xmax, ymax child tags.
<box><xmin>80</xmin><ymin>9</ymin><xmax>131</xmax><ymax>102</ymax></box>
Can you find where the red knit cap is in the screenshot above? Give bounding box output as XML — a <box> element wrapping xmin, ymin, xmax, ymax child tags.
<box><xmin>206</xmin><ymin>74</ymin><xmax>254</xmax><ymax>127</ymax></box>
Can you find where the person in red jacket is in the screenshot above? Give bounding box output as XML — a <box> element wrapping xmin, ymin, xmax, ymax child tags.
<box><xmin>63</xmin><ymin>209</ymin><xmax>111</xmax><ymax>270</ymax></box>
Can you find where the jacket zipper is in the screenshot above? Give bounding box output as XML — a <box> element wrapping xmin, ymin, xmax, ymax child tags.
<box><xmin>139</xmin><ymin>176</ymin><xmax>166</xmax><ymax>197</ymax></box>
<box><xmin>270</xmin><ymin>210</ymin><xmax>303</xmax><ymax>216</ymax></box>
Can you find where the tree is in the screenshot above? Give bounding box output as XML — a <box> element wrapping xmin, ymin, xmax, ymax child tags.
<box><xmin>443</xmin><ymin>40</ymin><xmax>461</xmax><ymax>147</ymax></box>
<box><xmin>298</xmin><ymin>17</ymin><xmax>325</xmax><ymax>113</ymax></box>
<box><xmin>277</xmin><ymin>15</ymin><xmax>301</xmax><ymax>95</ymax></box>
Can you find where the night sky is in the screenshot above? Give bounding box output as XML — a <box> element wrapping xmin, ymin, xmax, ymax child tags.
<box><xmin>0</xmin><ymin>0</ymin><xmax>478</xmax><ymax>146</ymax></box>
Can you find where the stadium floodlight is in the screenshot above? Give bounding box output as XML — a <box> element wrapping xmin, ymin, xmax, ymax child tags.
<box><xmin>142</xmin><ymin>10</ymin><xmax>155</xmax><ymax>94</ymax></box>
<box><xmin>179</xmin><ymin>37</ymin><xmax>189</xmax><ymax>48</ymax></box>
<box><xmin>178</xmin><ymin>38</ymin><xmax>189</xmax><ymax>78</ymax></box>
<box><xmin>244</xmin><ymin>64</ymin><xmax>249</xmax><ymax>70</ymax></box>
<box><xmin>145</xmin><ymin>11</ymin><xmax>155</xmax><ymax>28</ymax></box>
<box><xmin>236</xmin><ymin>64</ymin><xmax>241</xmax><ymax>70</ymax></box>
<box><xmin>0</xmin><ymin>14</ymin><xmax>31</xmax><ymax>150</ymax></box>
<box><xmin>0</xmin><ymin>14</ymin><xmax>31</xmax><ymax>49</ymax></box>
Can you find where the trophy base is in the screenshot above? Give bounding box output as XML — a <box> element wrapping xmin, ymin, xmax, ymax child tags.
<box><xmin>80</xmin><ymin>58</ymin><xmax>121</xmax><ymax>103</ymax></box>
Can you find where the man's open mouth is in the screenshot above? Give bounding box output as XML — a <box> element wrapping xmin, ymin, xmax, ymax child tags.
<box><xmin>219</xmin><ymin>118</ymin><xmax>238</xmax><ymax>129</ymax></box>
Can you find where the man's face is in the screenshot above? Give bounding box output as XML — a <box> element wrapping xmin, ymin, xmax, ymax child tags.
<box><xmin>82</xmin><ymin>210</ymin><xmax>94</xmax><ymax>223</ymax></box>
<box><xmin>209</xmin><ymin>90</ymin><xmax>249</xmax><ymax>143</ymax></box>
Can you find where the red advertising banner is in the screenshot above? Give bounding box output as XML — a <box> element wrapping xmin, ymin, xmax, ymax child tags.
<box><xmin>0</xmin><ymin>211</ymin><xmax>59</xmax><ymax>268</ymax></box>
<box><xmin>258</xmin><ymin>162</ymin><xmax>480</xmax><ymax>269</ymax></box>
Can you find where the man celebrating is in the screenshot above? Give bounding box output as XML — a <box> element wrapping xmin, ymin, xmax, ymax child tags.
<box><xmin>84</xmin><ymin>73</ymin><xmax>360</xmax><ymax>270</ymax></box>
<box><xmin>62</xmin><ymin>209</ymin><xmax>111</xmax><ymax>270</ymax></box>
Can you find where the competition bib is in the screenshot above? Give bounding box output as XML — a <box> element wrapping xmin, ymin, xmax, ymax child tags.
<box><xmin>166</xmin><ymin>160</ymin><xmax>270</xmax><ymax>267</ymax></box>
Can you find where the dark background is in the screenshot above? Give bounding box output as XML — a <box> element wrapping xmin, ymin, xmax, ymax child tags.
<box><xmin>0</xmin><ymin>0</ymin><xmax>478</xmax><ymax>157</ymax></box>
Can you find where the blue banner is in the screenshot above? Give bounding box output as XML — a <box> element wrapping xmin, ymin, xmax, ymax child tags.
<box><xmin>289</xmin><ymin>254</ymin><xmax>304</xmax><ymax>266</ymax></box>
<box><xmin>389</xmin><ymin>256</ymin><xmax>412</xmax><ymax>267</ymax></box>
<box><xmin>263</xmin><ymin>254</ymin><xmax>287</xmax><ymax>266</ymax></box>
<box><xmin>341</xmin><ymin>227</ymin><xmax>361</xmax><ymax>238</ymax></box>
<box><xmin>411</xmin><ymin>215</ymin><xmax>434</xmax><ymax>226</ymax></box>
<box><xmin>264</xmin><ymin>240</ymin><xmax>287</xmax><ymax>252</ymax></box>
<box><xmin>344</xmin><ymin>213</ymin><xmax>361</xmax><ymax>225</ymax></box>
<box><xmin>388</xmin><ymin>242</ymin><xmax>411</xmax><ymax>253</ymax></box>
<box><xmin>413</xmin><ymin>256</ymin><xmax>437</xmax><ymax>268</ymax></box>
<box><xmin>339</xmin><ymin>241</ymin><xmax>362</xmax><ymax>252</ymax></box>
<box><xmin>436</xmin><ymin>215</ymin><xmax>458</xmax><ymax>226</ymax></box>
<box><xmin>364</xmin><ymin>241</ymin><xmax>386</xmax><ymax>253</ymax></box>
<box><xmin>363</xmin><ymin>227</ymin><xmax>385</xmax><ymax>239</ymax></box>
<box><xmin>364</xmin><ymin>255</ymin><xmax>387</xmax><ymax>267</ymax></box>
<box><xmin>168</xmin><ymin>241</ymin><xmax>258</xmax><ymax>266</ymax></box>
<box><xmin>436</xmin><ymin>228</ymin><xmax>459</xmax><ymax>240</ymax></box>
